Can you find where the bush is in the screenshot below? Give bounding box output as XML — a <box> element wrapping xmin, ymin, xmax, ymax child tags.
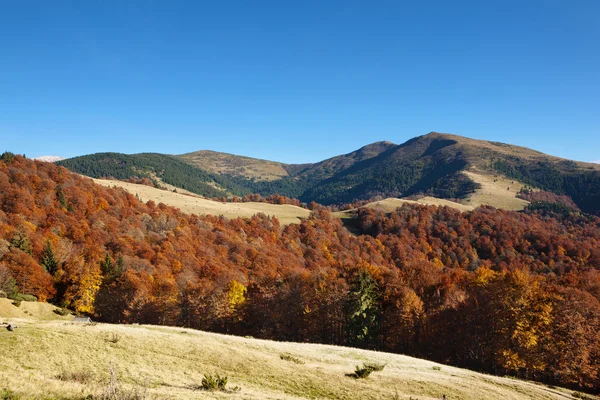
<box><xmin>106</xmin><ymin>333</ymin><xmax>121</xmax><ymax>344</ymax></box>
<box><xmin>432</xmin><ymin>366</ymin><xmax>442</xmax><ymax>371</ymax></box>
<box><xmin>0</xmin><ymin>291</ymin><xmax>6</xmax><ymax>299</ymax></box>
<box><xmin>0</xmin><ymin>389</ymin><xmax>20</xmax><ymax>400</ymax></box>
<box><xmin>200</xmin><ymin>373</ymin><xmax>228</xmax><ymax>391</ymax></box>
<box><xmin>18</xmin><ymin>294</ymin><xmax>37</xmax><ymax>302</ymax></box>
<box><xmin>53</xmin><ymin>308</ymin><xmax>71</xmax><ymax>316</ymax></box>
<box><xmin>12</xmin><ymin>300</ymin><xmax>21</xmax><ymax>308</ymax></box>
<box><xmin>572</xmin><ymin>393</ymin><xmax>595</xmax><ymax>400</ymax></box>
<box><xmin>363</xmin><ymin>362</ymin><xmax>386</xmax><ymax>372</ymax></box>
<box><xmin>10</xmin><ymin>293</ymin><xmax>38</xmax><ymax>303</ymax></box>
<box><xmin>348</xmin><ymin>362</ymin><xmax>386</xmax><ymax>379</ymax></box>
<box><xmin>279</xmin><ymin>353</ymin><xmax>305</xmax><ymax>364</ymax></box>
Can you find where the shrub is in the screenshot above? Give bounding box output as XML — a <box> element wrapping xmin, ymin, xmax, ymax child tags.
<box><xmin>9</xmin><ymin>293</ymin><xmax>38</xmax><ymax>303</ymax></box>
<box><xmin>0</xmin><ymin>291</ymin><xmax>6</xmax><ymax>299</ymax></box>
<box><xmin>53</xmin><ymin>308</ymin><xmax>71</xmax><ymax>316</ymax></box>
<box><xmin>363</xmin><ymin>362</ymin><xmax>386</xmax><ymax>372</ymax></box>
<box><xmin>432</xmin><ymin>366</ymin><xmax>442</xmax><ymax>371</ymax></box>
<box><xmin>279</xmin><ymin>353</ymin><xmax>305</xmax><ymax>364</ymax></box>
<box><xmin>107</xmin><ymin>333</ymin><xmax>121</xmax><ymax>344</ymax></box>
<box><xmin>12</xmin><ymin>300</ymin><xmax>21</xmax><ymax>308</ymax></box>
<box><xmin>572</xmin><ymin>393</ymin><xmax>595</xmax><ymax>400</ymax></box>
<box><xmin>200</xmin><ymin>373</ymin><xmax>228</xmax><ymax>391</ymax></box>
<box><xmin>0</xmin><ymin>389</ymin><xmax>20</xmax><ymax>400</ymax></box>
<box><xmin>18</xmin><ymin>294</ymin><xmax>37</xmax><ymax>302</ymax></box>
<box><xmin>348</xmin><ymin>362</ymin><xmax>386</xmax><ymax>379</ymax></box>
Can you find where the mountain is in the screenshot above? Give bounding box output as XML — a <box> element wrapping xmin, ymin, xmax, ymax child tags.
<box><xmin>33</xmin><ymin>155</ymin><xmax>64</xmax><ymax>162</ymax></box>
<box><xmin>57</xmin><ymin>132</ymin><xmax>600</xmax><ymax>215</ymax></box>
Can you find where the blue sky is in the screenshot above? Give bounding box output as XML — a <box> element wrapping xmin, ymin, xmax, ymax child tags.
<box><xmin>1</xmin><ymin>1</ymin><xmax>599</xmax><ymax>163</ymax></box>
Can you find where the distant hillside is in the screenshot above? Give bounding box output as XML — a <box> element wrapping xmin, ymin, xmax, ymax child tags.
<box><xmin>57</xmin><ymin>152</ymin><xmax>234</xmax><ymax>198</ymax></box>
<box><xmin>58</xmin><ymin>133</ymin><xmax>600</xmax><ymax>214</ymax></box>
<box><xmin>179</xmin><ymin>149</ymin><xmax>293</xmax><ymax>181</ymax></box>
<box><xmin>90</xmin><ymin>177</ymin><xmax>310</xmax><ymax>225</ymax></box>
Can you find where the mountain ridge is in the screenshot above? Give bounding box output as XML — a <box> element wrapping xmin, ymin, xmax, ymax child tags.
<box><xmin>56</xmin><ymin>132</ymin><xmax>600</xmax><ymax>215</ymax></box>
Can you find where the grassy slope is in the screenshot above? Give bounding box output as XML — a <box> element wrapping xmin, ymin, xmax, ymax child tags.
<box><xmin>0</xmin><ymin>299</ymin><xmax>73</xmax><ymax>321</ymax></box>
<box><xmin>178</xmin><ymin>150</ymin><xmax>291</xmax><ymax>182</ymax></box>
<box><xmin>91</xmin><ymin>178</ymin><xmax>310</xmax><ymax>225</ymax></box>
<box><xmin>461</xmin><ymin>169</ymin><xmax>530</xmax><ymax>211</ymax></box>
<box><xmin>335</xmin><ymin>168</ymin><xmax>531</xmax><ymax>217</ymax></box>
<box><xmin>92</xmin><ymin>171</ymin><xmax>521</xmax><ymax>224</ymax></box>
<box><xmin>0</xmin><ymin>309</ymin><xmax>586</xmax><ymax>400</ymax></box>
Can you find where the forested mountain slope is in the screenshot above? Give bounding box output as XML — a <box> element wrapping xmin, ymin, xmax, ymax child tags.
<box><xmin>1</xmin><ymin>153</ymin><xmax>599</xmax><ymax>392</ymax></box>
<box><xmin>57</xmin><ymin>133</ymin><xmax>600</xmax><ymax>214</ymax></box>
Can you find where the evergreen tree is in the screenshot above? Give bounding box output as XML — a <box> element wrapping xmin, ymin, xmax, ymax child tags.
<box><xmin>40</xmin><ymin>240</ymin><xmax>58</xmax><ymax>275</ymax></box>
<box><xmin>56</xmin><ymin>184</ymin><xmax>67</xmax><ymax>209</ymax></box>
<box><xmin>100</xmin><ymin>252</ymin><xmax>114</xmax><ymax>277</ymax></box>
<box><xmin>345</xmin><ymin>268</ymin><xmax>381</xmax><ymax>349</ymax></box>
<box><xmin>115</xmin><ymin>254</ymin><xmax>125</xmax><ymax>278</ymax></box>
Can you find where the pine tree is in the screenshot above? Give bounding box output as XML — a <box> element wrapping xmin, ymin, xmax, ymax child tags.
<box><xmin>345</xmin><ymin>268</ymin><xmax>381</xmax><ymax>349</ymax></box>
<box><xmin>40</xmin><ymin>240</ymin><xmax>58</xmax><ymax>275</ymax></box>
<box><xmin>100</xmin><ymin>252</ymin><xmax>114</xmax><ymax>277</ymax></box>
<box><xmin>56</xmin><ymin>184</ymin><xmax>67</xmax><ymax>209</ymax></box>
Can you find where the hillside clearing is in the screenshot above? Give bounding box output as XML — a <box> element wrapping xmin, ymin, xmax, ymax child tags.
<box><xmin>92</xmin><ymin>172</ymin><xmax>528</xmax><ymax>225</ymax></box>
<box><xmin>0</xmin><ymin>312</ymin><xmax>587</xmax><ymax>400</ymax></box>
<box><xmin>90</xmin><ymin>178</ymin><xmax>311</xmax><ymax>225</ymax></box>
<box><xmin>461</xmin><ymin>169</ymin><xmax>530</xmax><ymax>211</ymax></box>
<box><xmin>178</xmin><ymin>150</ymin><xmax>291</xmax><ymax>181</ymax></box>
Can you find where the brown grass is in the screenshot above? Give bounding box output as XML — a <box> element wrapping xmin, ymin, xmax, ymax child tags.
<box><xmin>0</xmin><ymin>298</ymin><xmax>73</xmax><ymax>321</ymax></box>
<box><xmin>0</xmin><ymin>314</ymin><xmax>586</xmax><ymax>400</ymax></box>
<box><xmin>90</xmin><ymin>178</ymin><xmax>310</xmax><ymax>225</ymax></box>
<box><xmin>461</xmin><ymin>169</ymin><xmax>530</xmax><ymax>211</ymax></box>
<box><xmin>178</xmin><ymin>150</ymin><xmax>290</xmax><ymax>181</ymax></box>
<box><xmin>335</xmin><ymin>168</ymin><xmax>532</xmax><ymax>217</ymax></box>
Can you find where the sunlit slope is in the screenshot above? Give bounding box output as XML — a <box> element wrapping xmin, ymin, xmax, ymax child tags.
<box><xmin>57</xmin><ymin>133</ymin><xmax>600</xmax><ymax>214</ymax></box>
<box><xmin>178</xmin><ymin>150</ymin><xmax>292</xmax><ymax>181</ymax></box>
<box><xmin>0</xmin><ymin>317</ymin><xmax>584</xmax><ymax>400</ymax></box>
<box><xmin>0</xmin><ymin>298</ymin><xmax>72</xmax><ymax>321</ymax></box>
<box><xmin>461</xmin><ymin>169</ymin><xmax>530</xmax><ymax>211</ymax></box>
<box><xmin>335</xmin><ymin>168</ymin><xmax>531</xmax><ymax>216</ymax></box>
<box><xmin>91</xmin><ymin>178</ymin><xmax>310</xmax><ymax>225</ymax></box>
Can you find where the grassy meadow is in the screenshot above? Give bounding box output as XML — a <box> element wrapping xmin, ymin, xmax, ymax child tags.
<box><xmin>0</xmin><ymin>300</ymin><xmax>593</xmax><ymax>400</ymax></box>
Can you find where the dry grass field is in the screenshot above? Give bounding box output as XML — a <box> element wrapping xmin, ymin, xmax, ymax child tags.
<box><xmin>91</xmin><ymin>169</ymin><xmax>529</xmax><ymax>226</ymax></box>
<box><xmin>460</xmin><ymin>169</ymin><xmax>530</xmax><ymax>211</ymax></box>
<box><xmin>336</xmin><ymin>169</ymin><xmax>531</xmax><ymax>217</ymax></box>
<box><xmin>178</xmin><ymin>150</ymin><xmax>290</xmax><ymax>181</ymax></box>
<box><xmin>0</xmin><ymin>299</ymin><xmax>73</xmax><ymax>321</ymax></box>
<box><xmin>90</xmin><ymin>178</ymin><xmax>310</xmax><ymax>225</ymax></box>
<box><xmin>0</xmin><ymin>301</ymin><xmax>591</xmax><ymax>400</ymax></box>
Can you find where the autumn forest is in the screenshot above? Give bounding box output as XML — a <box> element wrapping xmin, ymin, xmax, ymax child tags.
<box><xmin>1</xmin><ymin>154</ymin><xmax>599</xmax><ymax>393</ymax></box>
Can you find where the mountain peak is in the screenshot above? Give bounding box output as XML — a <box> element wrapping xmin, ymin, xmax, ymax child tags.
<box><xmin>34</xmin><ymin>155</ymin><xmax>65</xmax><ymax>162</ymax></box>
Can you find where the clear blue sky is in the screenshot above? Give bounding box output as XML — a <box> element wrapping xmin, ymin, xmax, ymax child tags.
<box><xmin>1</xmin><ymin>0</ymin><xmax>599</xmax><ymax>163</ymax></box>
